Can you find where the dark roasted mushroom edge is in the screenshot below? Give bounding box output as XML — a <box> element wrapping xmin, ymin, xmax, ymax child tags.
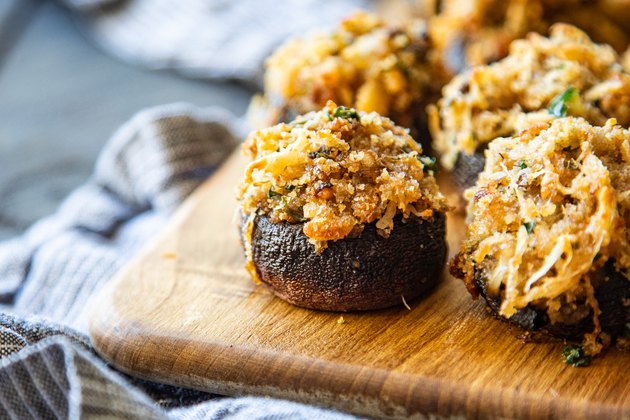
<box><xmin>451</xmin><ymin>257</ymin><xmax>630</xmax><ymax>341</ymax></box>
<box><xmin>243</xmin><ymin>212</ymin><xmax>447</xmax><ymax>312</ymax></box>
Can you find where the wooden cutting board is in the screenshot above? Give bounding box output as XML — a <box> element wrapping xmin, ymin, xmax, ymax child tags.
<box><xmin>89</xmin><ymin>151</ymin><xmax>629</xmax><ymax>419</ymax></box>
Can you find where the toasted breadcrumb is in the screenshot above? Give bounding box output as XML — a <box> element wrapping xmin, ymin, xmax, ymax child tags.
<box><xmin>430</xmin><ymin>24</ymin><xmax>630</xmax><ymax>169</ymax></box>
<box><xmin>238</xmin><ymin>101</ymin><xmax>449</xmax><ymax>250</ymax></box>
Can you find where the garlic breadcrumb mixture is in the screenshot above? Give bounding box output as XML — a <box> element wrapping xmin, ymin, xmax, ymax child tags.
<box><xmin>455</xmin><ymin>117</ymin><xmax>630</xmax><ymax>352</ymax></box>
<box><xmin>238</xmin><ymin>101</ymin><xmax>450</xmax><ymax>250</ymax></box>
<box><xmin>430</xmin><ymin>24</ymin><xmax>630</xmax><ymax>170</ymax></box>
<box><xmin>425</xmin><ymin>0</ymin><xmax>630</xmax><ymax>75</ymax></box>
<box><xmin>250</xmin><ymin>11</ymin><xmax>443</xmax><ymax>132</ymax></box>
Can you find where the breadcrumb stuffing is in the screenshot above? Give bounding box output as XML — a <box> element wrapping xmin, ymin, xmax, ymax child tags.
<box><xmin>454</xmin><ymin>117</ymin><xmax>630</xmax><ymax>352</ymax></box>
<box><xmin>426</xmin><ymin>0</ymin><xmax>630</xmax><ymax>75</ymax></box>
<box><xmin>430</xmin><ymin>24</ymin><xmax>630</xmax><ymax>170</ymax></box>
<box><xmin>238</xmin><ymin>101</ymin><xmax>450</xmax><ymax>250</ymax></box>
<box><xmin>250</xmin><ymin>11</ymin><xmax>443</xmax><ymax>133</ymax></box>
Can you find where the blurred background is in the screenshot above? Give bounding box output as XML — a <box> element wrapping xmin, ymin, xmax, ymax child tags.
<box><xmin>0</xmin><ymin>0</ymin><xmax>253</xmax><ymax>240</ymax></box>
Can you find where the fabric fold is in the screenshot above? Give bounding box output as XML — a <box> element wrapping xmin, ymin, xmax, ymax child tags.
<box><xmin>0</xmin><ymin>103</ymin><xmax>239</xmax><ymax>331</ymax></box>
<box><xmin>73</xmin><ymin>0</ymin><xmax>370</xmax><ymax>82</ymax></box>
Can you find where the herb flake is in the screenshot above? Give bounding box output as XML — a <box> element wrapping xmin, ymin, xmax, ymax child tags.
<box><xmin>267</xmin><ymin>186</ymin><xmax>281</xmax><ymax>199</ymax></box>
<box><xmin>548</xmin><ymin>87</ymin><xmax>577</xmax><ymax>118</ymax></box>
<box><xmin>287</xmin><ymin>206</ymin><xmax>306</xmax><ymax>222</ymax></box>
<box><xmin>562</xmin><ymin>344</ymin><xmax>591</xmax><ymax>367</ymax></box>
<box><xmin>418</xmin><ymin>156</ymin><xmax>437</xmax><ymax>171</ymax></box>
<box><xmin>524</xmin><ymin>220</ymin><xmax>536</xmax><ymax>234</ymax></box>
<box><xmin>333</xmin><ymin>106</ymin><xmax>359</xmax><ymax>120</ymax></box>
<box><xmin>308</xmin><ymin>146</ymin><xmax>331</xmax><ymax>159</ymax></box>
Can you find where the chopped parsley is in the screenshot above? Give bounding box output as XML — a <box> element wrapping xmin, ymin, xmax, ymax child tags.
<box><xmin>418</xmin><ymin>156</ymin><xmax>437</xmax><ymax>171</ymax></box>
<box><xmin>267</xmin><ymin>186</ymin><xmax>282</xmax><ymax>199</ymax></box>
<box><xmin>517</xmin><ymin>160</ymin><xmax>527</xmax><ymax>169</ymax></box>
<box><xmin>333</xmin><ymin>106</ymin><xmax>359</xmax><ymax>120</ymax></box>
<box><xmin>523</xmin><ymin>220</ymin><xmax>535</xmax><ymax>234</ymax></box>
<box><xmin>562</xmin><ymin>344</ymin><xmax>591</xmax><ymax>367</ymax></box>
<box><xmin>286</xmin><ymin>206</ymin><xmax>306</xmax><ymax>222</ymax></box>
<box><xmin>548</xmin><ymin>87</ymin><xmax>578</xmax><ymax>118</ymax></box>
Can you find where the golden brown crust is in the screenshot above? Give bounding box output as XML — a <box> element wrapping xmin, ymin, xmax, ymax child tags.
<box><xmin>425</xmin><ymin>0</ymin><xmax>630</xmax><ymax>76</ymax></box>
<box><xmin>430</xmin><ymin>24</ymin><xmax>630</xmax><ymax>170</ymax></box>
<box><xmin>238</xmin><ymin>101</ymin><xmax>449</xmax><ymax>248</ymax></box>
<box><xmin>249</xmin><ymin>11</ymin><xmax>446</xmax><ymax>138</ymax></box>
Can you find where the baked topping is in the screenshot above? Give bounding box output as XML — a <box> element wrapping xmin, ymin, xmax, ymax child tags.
<box><xmin>429</xmin><ymin>24</ymin><xmax>630</xmax><ymax>169</ymax></box>
<box><xmin>426</xmin><ymin>0</ymin><xmax>630</xmax><ymax>75</ymax></box>
<box><xmin>238</xmin><ymin>101</ymin><xmax>449</xmax><ymax>249</ymax></box>
<box><xmin>456</xmin><ymin>117</ymin><xmax>630</xmax><ymax>350</ymax></box>
<box><xmin>252</xmin><ymin>11</ymin><xmax>442</xmax><ymax>131</ymax></box>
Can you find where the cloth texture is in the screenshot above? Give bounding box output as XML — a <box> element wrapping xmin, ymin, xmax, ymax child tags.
<box><xmin>73</xmin><ymin>0</ymin><xmax>369</xmax><ymax>84</ymax></box>
<box><xmin>0</xmin><ymin>103</ymin><xmax>359</xmax><ymax>419</ymax></box>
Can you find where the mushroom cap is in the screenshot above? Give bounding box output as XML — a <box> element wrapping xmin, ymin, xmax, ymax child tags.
<box><xmin>452</xmin><ymin>149</ymin><xmax>486</xmax><ymax>191</ymax></box>
<box><xmin>248</xmin><ymin>213</ymin><xmax>447</xmax><ymax>312</ymax></box>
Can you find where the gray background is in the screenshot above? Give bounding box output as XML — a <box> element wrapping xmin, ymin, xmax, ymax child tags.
<box><xmin>0</xmin><ymin>0</ymin><xmax>253</xmax><ymax>240</ymax></box>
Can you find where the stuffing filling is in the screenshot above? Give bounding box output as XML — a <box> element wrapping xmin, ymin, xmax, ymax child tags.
<box><xmin>430</xmin><ymin>24</ymin><xmax>630</xmax><ymax>170</ymax></box>
<box><xmin>425</xmin><ymin>0</ymin><xmax>630</xmax><ymax>75</ymax></box>
<box><xmin>454</xmin><ymin>117</ymin><xmax>630</xmax><ymax>354</ymax></box>
<box><xmin>238</xmin><ymin>101</ymin><xmax>449</xmax><ymax>253</ymax></box>
<box><xmin>250</xmin><ymin>11</ymin><xmax>444</xmax><ymax>132</ymax></box>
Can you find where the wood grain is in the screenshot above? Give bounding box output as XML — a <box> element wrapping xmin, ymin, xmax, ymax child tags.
<box><xmin>89</xmin><ymin>151</ymin><xmax>630</xmax><ymax>419</ymax></box>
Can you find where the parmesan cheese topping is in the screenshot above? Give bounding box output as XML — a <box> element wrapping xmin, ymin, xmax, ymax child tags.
<box><xmin>429</xmin><ymin>24</ymin><xmax>630</xmax><ymax>170</ymax></box>
<box><xmin>456</xmin><ymin>118</ymin><xmax>630</xmax><ymax>345</ymax></box>
<box><xmin>238</xmin><ymin>101</ymin><xmax>450</xmax><ymax>251</ymax></box>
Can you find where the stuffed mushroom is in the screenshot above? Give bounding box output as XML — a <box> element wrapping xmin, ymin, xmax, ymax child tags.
<box><xmin>425</xmin><ymin>0</ymin><xmax>630</xmax><ymax>76</ymax></box>
<box><xmin>238</xmin><ymin>101</ymin><xmax>450</xmax><ymax>311</ymax></box>
<box><xmin>249</xmin><ymin>12</ymin><xmax>446</xmax><ymax>147</ymax></box>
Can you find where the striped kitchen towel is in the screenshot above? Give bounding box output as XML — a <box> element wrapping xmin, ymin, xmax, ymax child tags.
<box><xmin>68</xmin><ymin>0</ymin><xmax>370</xmax><ymax>83</ymax></box>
